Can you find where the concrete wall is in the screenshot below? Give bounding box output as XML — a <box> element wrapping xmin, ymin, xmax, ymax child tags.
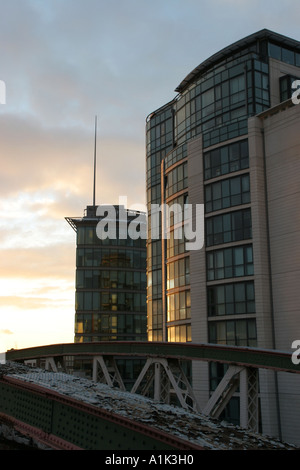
<box><xmin>262</xmin><ymin>104</ymin><xmax>300</xmax><ymax>349</ymax></box>
<box><xmin>187</xmin><ymin>135</ymin><xmax>210</xmax><ymax>408</ymax></box>
<box><xmin>262</xmin><ymin>103</ymin><xmax>300</xmax><ymax>446</ymax></box>
<box><xmin>248</xmin><ymin>102</ymin><xmax>300</xmax><ymax>445</ymax></box>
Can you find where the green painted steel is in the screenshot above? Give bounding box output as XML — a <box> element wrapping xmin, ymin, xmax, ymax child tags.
<box><xmin>0</xmin><ymin>381</ymin><xmax>53</xmax><ymax>433</ymax></box>
<box><xmin>5</xmin><ymin>341</ymin><xmax>299</xmax><ymax>374</ymax></box>
<box><xmin>0</xmin><ymin>378</ymin><xmax>196</xmax><ymax>450</ymax></box>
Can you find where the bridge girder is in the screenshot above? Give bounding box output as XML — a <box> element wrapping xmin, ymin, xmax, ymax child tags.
<box><xmin>5</xmin><ymin>341</ymin><xmax>299</xmax><ymax>434</ymax></box>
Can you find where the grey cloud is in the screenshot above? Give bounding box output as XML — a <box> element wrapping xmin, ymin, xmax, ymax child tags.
<box><xmin>0</xmin><ymin>113</ymin><xmax>145</xmax><ymax>205</ymax></box>
<box><xmin>1</xmin><ymin>0</ymin><xmax>299</xmax><ymax>139</ymax></box>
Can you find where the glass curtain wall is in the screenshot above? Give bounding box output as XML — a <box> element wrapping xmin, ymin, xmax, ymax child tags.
<box><xmin>74</xmin><ymin>218</ymin><xmax>147</xmax><ymax>343</ymax></box>
<box><xmin>146</xmin><ymin>31</ymin><xmax>300</xmax><ymax>426</ymax></box>
<box><xmin>146</xmin><ymin>36</ymin><xmax>300</xmax><ymax>345</ymax></box>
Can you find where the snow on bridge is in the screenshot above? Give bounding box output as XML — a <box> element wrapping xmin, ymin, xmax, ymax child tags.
<box><xmin>0</xmin><ymin>361</ymin><xmax>297</xmax><ymax>450</ymax></box>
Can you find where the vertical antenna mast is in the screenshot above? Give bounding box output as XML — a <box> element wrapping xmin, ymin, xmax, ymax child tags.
<box><xmin>93</xmin><ymin>115</ymin><xmax>97</xmax><ymax>207</ymax></box>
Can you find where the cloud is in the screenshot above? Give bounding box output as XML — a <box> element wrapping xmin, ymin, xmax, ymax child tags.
<box><xmin>0</xmin><ymin>113</ymin><xmax>145</xmax><ymax>201</ymax></box>
<box><xmin>0</xmin><ymin>329</ymin><xmax>13</xmax><ymax>336</ymax></box>
<box><xmin>0</xmin><ymin>245</ymin><xmax>75</xmax><ymax>279</ymax></box>
<box><xmin>0</xmin><ymin>115</ymin><xmax>91</xmax><ymax>195</ymax></box>
<box><xmin>0</xmin><ymin>295</ymin><xmax>72</xmax><ymax>310</ymax></box>
<box><xmin>0</xmin><ymin>0</ymin><xmax>299</xmax><ymax>351</ymax></box>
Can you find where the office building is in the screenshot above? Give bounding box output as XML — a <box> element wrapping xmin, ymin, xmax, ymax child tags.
<box><xmin>66</xmin><ymin>204</ymin><xmax>147</xmax><ymax>381</ymax></box>
<box><xmin>146</xmin><ymin>29</ymin><xmax>300</xmax><ymax>443</ymax></box>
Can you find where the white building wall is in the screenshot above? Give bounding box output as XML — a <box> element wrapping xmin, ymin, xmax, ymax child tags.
<box><xmin>260</xmin><ymin>102</ymin><xmax>300</xmax><ymax>445</ymax></box>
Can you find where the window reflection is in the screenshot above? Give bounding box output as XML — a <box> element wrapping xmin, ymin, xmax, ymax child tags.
<box><xmin>167</xmin><ymin>324</ymin><xmax>192</xmax><ymax>342</ymax></box>
<box><xmin>207</xmin><ymin>245</ymin><xmax>254</xmax><ymax>281</ymax></box>
<box><xmin>207</xmin><ymin>281</ymin><xmax>255</xmax><ymax>316</ymax></box>
<box><xmin>167</xmin><ymin>290</ymin><xmax>191</xmax><ymax>322</ymax></box>
<box><xmin>74</xmin><ymin>222</ymin><xmax>147</xmax><ymax>342</ymax></box>
<box><xmin>75</xmin><ymin>313</ymin><xmax>147</xmax><ymax>338</ymax></box>
<box><xmin>205</xmin><ymin>174</ymin><xmax>250</xmax><ymax>213</ymax></box>
<box><xmin>206</xmin><ymin>208</ymin><xmax>252</xmax><ymax>246</ymax></box>
<box><xmin>209</xmin><ymin>319</ymin><xmax>257</xmax><ymax>346</ymax></box>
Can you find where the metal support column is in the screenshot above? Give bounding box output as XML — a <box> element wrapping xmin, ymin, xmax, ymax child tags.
<box><xmin>131</xmin><ymin>357</ymin><xmax>200</xmax><ymax>412</ymax></box>
<box><xmin>92</xmin><ymin>356</ymin><xmax>125</xmax><ymax>391</ymax></box>
<box><xmin>240</xmin><ymin>367</ymin><xmax>259</xmax><ymax>431</ymax></box>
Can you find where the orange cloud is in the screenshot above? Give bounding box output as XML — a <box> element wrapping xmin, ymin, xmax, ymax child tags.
<box><xmin>0</xmin><ymin>329</ymin><xmax>13</xmax><ymax>335</ymax></box>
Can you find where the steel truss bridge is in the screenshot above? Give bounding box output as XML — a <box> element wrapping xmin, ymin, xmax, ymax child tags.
<box><xmin>2</xmin><ymin>341</ymin><xmax>300</xmax><ymax>450</ymax></box>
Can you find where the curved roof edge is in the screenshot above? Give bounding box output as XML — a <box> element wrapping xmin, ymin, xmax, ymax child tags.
<box><xmin>146</xmin><ymin>97</ymin><xmax>177</xmax><ymax>122</ymax></box>
<box><xmin>175</xmin><ymin>29</ymin><xmax>300</xmax><ymax>94</ymax></box>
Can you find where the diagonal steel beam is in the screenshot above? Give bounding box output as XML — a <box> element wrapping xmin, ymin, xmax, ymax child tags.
<box><xmin>202</xmin><ymin>365</ymin><xmax>244</xmax><ymax>418</ymax></box>
<box><xmin>92</xmin><ymin>356</ymin><xmax>125</xmax><ymax>391</ymax></box>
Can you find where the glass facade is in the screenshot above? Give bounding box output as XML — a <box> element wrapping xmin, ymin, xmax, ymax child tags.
<box><xmin>146</xmin><ymin>30</ymin><xmax>300</xmax><ymax>424</ymax></box>
<box><xmin>67</xmin><ymin>206</ymin><xmax>147</xmax><ymax>343</ymax></box>
<box><xmin>146</xmin><ymin>103</ymin><xmax>175</xmax><ymax>342</ymax></box>
<box><xmin>174</xmin><ymin>53</ymin><xmax>270</xmax><ymax>150</ymax></box>
<box><xmin>146</xmin><ymin>35</ymin><xmax>264</xmax><ymax>343</ymax></box>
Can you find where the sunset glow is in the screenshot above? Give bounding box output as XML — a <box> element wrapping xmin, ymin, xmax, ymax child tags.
<box><xmin>0</xmin><ymin>0</ymin><xmax>299</xmax><ymax>352</ymax></box>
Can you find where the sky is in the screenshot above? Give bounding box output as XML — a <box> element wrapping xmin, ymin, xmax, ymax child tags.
<box><xmin>0</xmin><ymin>0</ymin><xmax>299</xmax><ymax>352</ymax></box>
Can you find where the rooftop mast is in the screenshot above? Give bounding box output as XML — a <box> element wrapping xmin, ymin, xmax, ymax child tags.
<box><xmin>93</xmin><ymin>115</ymin><xmax>97</xmax><ymax>207</ymax></box>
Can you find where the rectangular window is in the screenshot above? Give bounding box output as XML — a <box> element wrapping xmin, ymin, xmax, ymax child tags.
<box><xmin>86</xmin><ymin>227</ymin><xmax>95</xmax><ymax>244</ymax></box>
<box><xmin>205</xmin><ymin>174</ymin><xmax>250</xmax><ymax>213</ymax></box>
<box><xmin>206</xmin><ymin>208</ymin><xmax>252</xmax><ymax>247</ymax></box>
<box><xmin>204</xmin><ymin>140</ymin><xmax>248</xmax><ymax>180</ymax></box>
<box><xmin>230</xmin><ymin>75</ymin><xmax>245</xmax><ymax>94</ymax></box>
<box><xmin>207</xmin><ymin>281</ymin><xmax>255</xmax><ymax>316</ymax></box>
<box><xmin>282</xmin><ymin>47</ymin><xmax>295</xmax><ymax>65</ymax></box>
<box><xmin>269</xmin><ymin>42</ymin><xmax>281</xmax><ymax>61</ymax></box>
<box><xmin>209</xmin><ymin>318</ymin><xmax>257</xmax><ymax>346</ymax></box>
<box><xmin>202</xmin><ymin>88</ymin><xmax>215</xmax><ymax>107</ymax></box>
<box><xmin>167</xmin><ymin>323</ymin><xmax>192</xmax><ymax>343</ymax></box>
<box><xmin>166</xmin><ymin>229</ymin><xmax>187</xmax><ymax>258</ymax></box>
<box><xmin>279</xmin><ymin>74</ymin><xmax>300</xmax><ymax>102</ymax></box>
<box><xmin>207</xmin><ymin>244</ymin><xmax>254</xmax><ymax>281</ymax></box>
<box><xmin>167</xmin><ymin>290</ymin><xmax>191</xmax><ymax>322</ymax></box>
<box><xmin>85</xmin><ymin>292</ymin><xmax>92</xmax><ymax>310</ymax></box>
<box><xmin>167</xmin><ymin>256</ymin><xmax>190</xmax><ymax>289</ymax></box>
<box><xmin>77</xmin><ymin>227</ymin><xmax>85</xmax><ymax>245</ymax></box>
<box><xmin>165</xmin><ymin>162</ymin><xmax>188</xmax><ymax>199</ymax></box>
<box><xmin>76</xmin><ymin>270</ymin><xmax>84</xmax><ymax>288</ymax></box>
